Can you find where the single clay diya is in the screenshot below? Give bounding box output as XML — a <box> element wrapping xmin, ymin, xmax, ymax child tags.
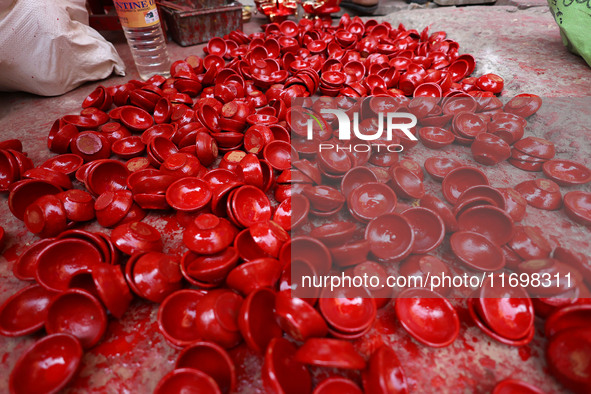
<box><xmin>563</xmin><ymin>191</ymin><xmax>591</xmax><ymax>226</ymax></box>
<box><xmin>365</xmin><ymin>213</ymin><xmax>414</xmax><ymax>261</ymax></box>
<box><xmin>274</xmin><ymin>289</ymin><xmax>328</xmax><ymax>341</ymax></box>
<box><xmin>176</xmin><ymin>341</ymin><xmax>236</xmax><ymax>393</ymax></box>
<box><xmin>192</xmin><ymin>289</ymin><xmax>243</xmax><ymax>349</ymax></box>
<box><xmin>476</xmin><ymin>277</ymin><xmax>534</xmax><ymax>340</ymax></box>
<box><xmin>9</xmin><ymin>333</ymin><xmax>82</xmax><ymax>394</ymax></box>
<box><xmin>262</xmin><ymin>338</ymin><xmax>312</xmax><ymax>394</ymax></box>
<box><xmin>157</xmin><ymin>289</ymin><xmax>207</xmax><ymax>348</ymax></box>
<box><xmin>362</xmin><ymin>345</ymin><xmax>408</xmax><ymax>394</ymax></box>
<box><xmin>401</xmin><ymin>207</ymin><xmax>445</xmax><ymax>254</ymax></box>
<box><xmin>237</xmin><ymin>287</ymin><xmax>282</xmax><ymax>353</ymax></box>
<box><xmin>45</xmin><ymin>289</ymin><xmax>107</xmax><ymax>349</ymax></box>
<box><xmin>111</xmin><ymin>221</ymin><xmax>163</xmax><ymax>255</ymax></box>
<box><xmin>441</xmin><ymin>166</ymin><xmax>489</xmax><ymax>204</ymax></box>
<box><xmin>515</xmin><ymin>179</ymin><xmax>562</xmax><ymax>211</ymax></box>
<box><xmin>91</xmin><ymin>263</ymin><xmax>132</xmax><ymax>319</ymax></box>
<box><xmin>542</xmin><ymin>159</ymin><xmax>591</xmax><ymax>186</ymax></box>
<box><xmin>507</xmin><ymin>225</ymin><xmax>552</xmax><ymax>261</ymax></box>
<box><xmin>395</xmin><ymin>288</ymin><xmax>459</xmax><ymax>347</ymax></box>
<box><xmin>457</xmin><ymin>205</ymin><xmax>514</xmax><ymax>246</ymax></box>
<box><xmin>35</xmin><ymin>238</ymin><xmax>102</xmax><ymax>292</ymax></box>
<box><xmin>127</xmin><ymin>251</ymin><xmax>183</xmax><ymax>303</ymax></box>
<box><xmin>546</xmin><ymin>327</ymin><xmax>591</xmax><ymax>392</ymax></box>
<box><xmin>226</xmin><ymin>258</ymin><xmax>282</xmax><ymax>295</ymax></box>
<box><xmin>424</xmin><ymin>156</ymin><xmax>464</xmax><ymax>182</ymax></box>
<box><xmin>0</xmin><ymin>284</ymin><xmax>56</xmax><ymax>337</ymax></box>
<box><xmin>348</xmin><ymin>182</ymin><xmax>397</xmax><ymax>222</ymax></box>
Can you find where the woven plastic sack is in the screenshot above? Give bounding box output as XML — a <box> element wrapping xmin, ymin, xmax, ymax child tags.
<box><xmin>548</xmin><ymin>0</ymin><xmax>591</xmax><ymax>68</ymax></box>
<box><xmin>0</xmin><ymin>0</ymin><xmax>125</xmax><ymax>96</ymax></box>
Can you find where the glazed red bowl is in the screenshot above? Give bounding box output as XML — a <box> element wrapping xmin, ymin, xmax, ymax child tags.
<box><xmin>365</xmin><ymin>213</ymin><xmax>414</xmax><ymax>261</ymax></box>
<box><xmin>166</xmin><ymin>177</ymin><xmax>212</xmax><ymax>212</ymax></box>
<box><xmin>176</xmin><ymin>341</ymin><xmax>236</xmax><ymax>393</ymax></box>
<box><xmin>450</xmin><ymin>231</ymin><xmax>505</xmax><ymax>271</ymax></box>
<box><xmin>24</xmin><ymin>194</ymin><xmax>67</xmax><ymax>238</ymax></box>
<box><xmin>498</xmin><ymin>187</ymin><xmax>527</xmax><ymax>222</ymax></box>
<box><xmin>563</xmin><ymin>191</ymin><xmax>591</xmax><ymax>226</ymax></box>
<box><xmin>9</xmin><ymin>333</ymin><xmax>83</xmax><ymax>394</ymax></box>
<box><xmin>309</xmin><ymin>221</ymin><xmax>356</xmax><ymax>247</ymax></box>
<box><xmin>120</xmin><ymin>106</ymin><xmax>154</xmax><ymax>132</ymax></box>
<box><xmin>127</xmin><ymin>251</ymin><xmax>183</xmax><ymax>303</ymax></box>
<box><xmin>546</xmin><ymin>327</ymin><xmax>591</xmax><ymax>393</ymax></box>
<box><xmin>274</xmin><ymin>289</ymin><xmax>328</xmax><ymax>341</ymax></box>
<box><xmin>542</xmin><ymin>159</ymin><xmax>591</xmax><ymax>186</ymax></box>
<box><xmin>363</xmin><ymin>345</ymin><xmax>408</xmax><ymax>394</ymax></box>
<box><xmin>457</xmin><ymin>205</ymin><xmax>514</xmax><ymax>246</ymax></box>
<box><xmin>183</xmin><ymin>214</ymin><xmax>238</xmax><ymax>255</ymax></box>
<box><xmin>442</xmin><ymin>166</ymin><xmax>489</xmax><ymax>204</ymax></box>
<box><xmin>226</xmin><ymin>258</ymin><xmax>282</xmax><ymax>295</ymax></box>
<box><xmin>389</xmin><ymin>166</ymin><xmax>425</xmax><ymax>200</ymax></box>
<box><xmin>59</xmin><ymin>189</ymin><xmax>96</xmax><ymax>223</ymax></box>
<box><xmin>395</xmin><ymin>288</ymin><xmax>460</xmax><ymax>347</ymax></box>
<box><xmin>348</xmin><ymin>182</ymin><xmax>397</xmax><ymax>222</ymax></box>
<box><xmin>91</xmin><ymin>263</ymin><xmax>132</xmax><ymax>319</ymax></box>
<box><xmin>303</xmin><ymin>185</ymin><xmax>346</xmax><ymax>213</ymax></box>
<box><xmin>8</xmin><ymin>179</ymin><xmax>61</xmax><ymax>221</ymax></box>
<box><xmin>262</xmin><ymin>338</ymin><xmax>312</xmax><ymax>394</ymax></box>
<box><xmin>192</xmin><ymin>289</ymin><xmax>243</xmax><ymax>349</ymax></box>
<box><xmin>111</xmin><ymin>221</ymin><xmax>163</xmax><ymax>255</ymax></box>
<box><xmin>234</xmin><ymin>229</ymin><xmax>274</xmax><ymax>262</ymax></box>
<box><xmin>513</xmin><ymin>136</ymin><xmax>555</xmax><ymax>160</ymax></box>
<box><xmin>468</xmin><ymin>296</ymin><xmax>535</xmax><ymax>347</ymax></box>
<box><xmin>340</xmin><ymin>167</ymin><xmax>379</xmax><ymax>198</ymax></box>
<box><xmin>507</xmin><ymin>225</ymin><xmax>552</xmax><ymax>261</ymax></box>
<box><xmin>238</xmin><ymin>287</ymin><xmax>282</xmax><ymax>353</ymax></box>
<box><xmin>262</xmin><ymin>140</ymin><xmax>294</xmax><ymax>171</ymax></box>
<box><xmin>418</xmin><ymin>126</ymin><xmax>454</xmax><ymax>149</ymax></box>
<box><xmin>85</xmin><ymin>159</ymin><xmax>129</xmax><ymax>196</ymax></box>
<box><xmin>158</xmin><ymin>289</ymin><xmax>206</xmax><ymax>348</ymax></box>
<box><xmin>273</xmin><ymin>195</ymin><xmax>306</xmax><ymax>231</ymax></box>
<box><xmin>457</xmin><ymin>185</ymin><xmax>507</xmax><ymax>211</ymax></box>
<box><xmin>289</xmin><ymin>236</ymin><xmax>332</xmax><ymax>274</ymax></box>
<box><xmin>476</xmin><ymin>279</ymin><xmax>534</xmax><ymax>340</ymax></box>
<box><xmin>419</xmin><ymin>194</ymin><xmax>458</xmax><ymax>233</ymax></box>
<box><xmin>0</xmin><ymin>284</ymin><xmax>56</xmax><ymax>337</ymax></box>
<box><xmin>181</xmin><ymin>247</ymin><xmax>239</xmax><ymax>286</ymax></box>
<box><xmin>424</xmin><ymin>156</ymin><xmax>463</xmax><ymax>182</ymax></box>
<box><xmin>401</xmin><ymin>207</ymin><xmax>445</xmax><ymax>254</ymax></box>
<box><xmin>248</xmin><ymin>220</ymin><xmax>289</xmax><ymax>257</ymax></box>
<box><xmin>319</xmin><ymin>286</ymin><xmax>376</xmax><ymax>334</ymax></box>
<box><xmin>230</xmin><ymin>185</ymin><xmax>273</xmax><ymax>227</ymax></box>
<box><xmin>545</xmin><ymin>304</ymin><xmax>591</xmax><ymax>339</ymax></box>
<box><xmin>35</xmin><ymin>238</ymin><xmax>102</xmax><ymax>292</ymax></box>
<box><xmin>40</xmin><ymin>153</ymin><xmax>84</xmax><ymax>176</ymax></box>
<box><xmin>515</xmin><ymin>179</ymin><xmax>562</xmax><ymax>211</ymax></box>
<box><xmin>45</xmin><ymin>289</ymin><xmax>107</xmax><ymax>349</ymax></box>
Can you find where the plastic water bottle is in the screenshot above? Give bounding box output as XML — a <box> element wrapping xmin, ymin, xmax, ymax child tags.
<box><xmin>112</xmin><ymin>0</ymin><xmax>171</xmax><ymax>80</ymax></box>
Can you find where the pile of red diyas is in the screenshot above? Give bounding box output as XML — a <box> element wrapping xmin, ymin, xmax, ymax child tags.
<box><xmin>0</xmin><ymin>13</ymin><xmax>590</xmax><ymax>394</ymax></box>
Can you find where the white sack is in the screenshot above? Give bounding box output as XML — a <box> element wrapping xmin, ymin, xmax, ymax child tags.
<box><xmin>0</xmin><ymin>0</ymin><xmax>126</xmax><ymax>96</ymax></box>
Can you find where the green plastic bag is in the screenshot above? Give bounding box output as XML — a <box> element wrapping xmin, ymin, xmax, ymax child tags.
<box><xmin>547</xmin><ymin>0</ymin><xmax>591</xmax><ymax>68</ymax></box>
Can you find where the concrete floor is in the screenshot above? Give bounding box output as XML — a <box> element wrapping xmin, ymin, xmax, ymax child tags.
<box><xmin>0</xmin><ymin>2</ymin><xmax>590</xmax><ymax>393</ymax></box>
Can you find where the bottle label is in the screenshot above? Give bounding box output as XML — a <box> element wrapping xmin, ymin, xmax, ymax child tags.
<box><xmin>113</xmin><ymin>0</ymin><xmax>161</xmax><ymax>28</ymax></box>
